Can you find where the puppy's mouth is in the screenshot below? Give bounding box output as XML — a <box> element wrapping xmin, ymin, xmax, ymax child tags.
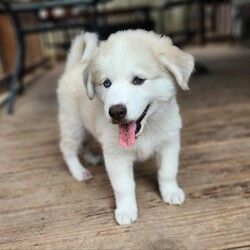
<box><xmin>118</xmin><ymin>104</ymin><xmax>150</xmax><ymax>147</ymax></box>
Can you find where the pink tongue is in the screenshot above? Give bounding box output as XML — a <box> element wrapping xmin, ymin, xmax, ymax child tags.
<box><xmin>118</xmin><ymin>122</ymin><xmax>136</xmax><ymax>147</ymax></box>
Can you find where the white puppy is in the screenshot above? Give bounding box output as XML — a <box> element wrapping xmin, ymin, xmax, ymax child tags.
<box><xmin>58</xmin><ymin>30</ymin><xmax>194</xmax><ymax>225</ymax></box>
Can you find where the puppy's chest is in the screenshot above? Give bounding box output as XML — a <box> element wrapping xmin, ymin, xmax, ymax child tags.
<box><xmin>134</xmin><ymin>120</ymin><xmax>179</xmax><ymax>161</ymax></box>
<box><xmin>134</xmin><ymin>131</ymin><xmax>162</xmax><ymax>161</ymax></box>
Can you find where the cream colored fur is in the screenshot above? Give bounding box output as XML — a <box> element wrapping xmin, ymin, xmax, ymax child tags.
<box><xmin>58</xmin><ymin>30</ymin><xmax>194</xmax><ymax>225</ymax></box>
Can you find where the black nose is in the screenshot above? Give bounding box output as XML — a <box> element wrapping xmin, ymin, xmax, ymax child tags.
<box><xmin>109</xmin><ymin>104</ymin><xmax>127</xmax><ymax>121</ymax></box>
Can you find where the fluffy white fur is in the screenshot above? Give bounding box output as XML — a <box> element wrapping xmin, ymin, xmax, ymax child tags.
<box><xmin>58</xmin><ymin>30</ymin><xmax>194</xmax><ymax>225</ymax></box>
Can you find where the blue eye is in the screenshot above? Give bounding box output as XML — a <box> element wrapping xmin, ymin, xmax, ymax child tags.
<box><xmin>103</xmin><ymin>79</ymin><xmax>112</xmax><ymax>88</ymax></box>
<box><xmin>132</xmin><ymin>76</ymin><xmax>145</xmax><ymax>85</ymax></box>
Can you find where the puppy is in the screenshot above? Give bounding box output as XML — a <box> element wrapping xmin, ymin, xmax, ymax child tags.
<box><xmin>58</xmin><ymin>30</ymin><xmax>194</xmax><ymax>225</ymax></box>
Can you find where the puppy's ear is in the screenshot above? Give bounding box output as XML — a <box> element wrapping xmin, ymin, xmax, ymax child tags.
<box><xmin>83</xmin><ymin>64</ymin><xmax>95</xmax><ymax>100</ymax></box>
<box><xmin>65</xmin><ymin>32</ymin><xmax>98</xmax><ymax>71</ymax></box>
<box><xmin>80</xmin><ymin>32</ymin><xmax>98</xmax><ymax>62</ymax></box>
<box><xmin>159</xmin><ymin>38</ymin><xmax>194</xmax><ymax>90</ymax></box>
<box><xmin>80</xmin><ymin>32</ymin><xmax>98</xmax><ymax>100</ymax></box>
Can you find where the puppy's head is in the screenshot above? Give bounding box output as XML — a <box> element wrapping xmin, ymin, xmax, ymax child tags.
<box><xmin>84</xmin><ymin>30</ymin><xmax>194</xmax><ymax>147</ymax></box>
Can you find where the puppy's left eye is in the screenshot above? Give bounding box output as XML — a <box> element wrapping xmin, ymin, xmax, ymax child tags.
<box><xmin>132</xmin><ymin>76</ymin><xmax>145</xmax><ymax>85</ymax></box>
<box><xmin>103</xmin><ymin>79</ymin><xmax>112</xmax><ymax>88</ymax></box>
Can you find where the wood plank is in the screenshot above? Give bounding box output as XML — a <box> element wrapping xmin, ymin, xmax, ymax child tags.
<box><xmin>0</xmin><ymin>46</ymin><xmax>250</xmax><ymax>249</ymax></box>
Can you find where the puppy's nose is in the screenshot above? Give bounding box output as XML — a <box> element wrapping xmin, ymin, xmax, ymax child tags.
<box><xmin>109</xmin><ymin>104</ymin><xmax>127</xmax><ymax>121</ymax></box>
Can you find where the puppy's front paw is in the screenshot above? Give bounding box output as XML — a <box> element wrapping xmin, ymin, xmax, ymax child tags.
<box><xmin>115</xmin><ymin>208</ymin><xmax>138</xmax><ymax>225</ymax></box>
<box><xmin>161</xmin><ymin>185</ymin><xmax>185</xmax><ymax>205</ymax></box>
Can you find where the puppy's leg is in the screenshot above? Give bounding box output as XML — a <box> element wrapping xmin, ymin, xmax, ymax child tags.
<box><xmin>156</xmin><ymin>133</ymin><xmax>185</xmax><ymax>205</ymax></box>
<box><xmin>82</xmin><ymin>143</ymin><xmax>103</xmax><ymax>165</ymax></box>
<box><xmin>104</xmin><ymin>151</ymin><xmax>137</xmax><ymax>225</ymax></box>
<box><xmin>59</xmin><ymin>102</ymin><xmax>92</xmax><ymax>181</ymax></box>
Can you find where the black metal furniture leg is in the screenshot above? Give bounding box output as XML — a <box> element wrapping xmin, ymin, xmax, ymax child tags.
<box><xmin>17</xmin><ymin>36</ymin><xmax>25</xmax><ymax>95</ymax></box>
<box><xmin>7</xmin><ymin>39</ymin><xmax>25</xmax><ymax>114</ymax></box>
<box><xmin>1</xmin><ymin>0</ymin><xmax>25</xmax><ymax>114</ymax></box>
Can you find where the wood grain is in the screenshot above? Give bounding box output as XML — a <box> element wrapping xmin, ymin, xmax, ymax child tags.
<box><xmin>0</xmin><ymin>46</ymin><xmax>250</xmax><ymax>249</ymax></box>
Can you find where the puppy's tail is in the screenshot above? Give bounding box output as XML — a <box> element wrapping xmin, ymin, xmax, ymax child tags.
<box><xmin>65</xmin><ymin>32</ymin><xmax>98</xmax><ymax>71</ymax></box>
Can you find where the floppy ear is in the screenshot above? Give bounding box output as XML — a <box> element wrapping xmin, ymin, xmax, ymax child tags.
<box><xmin>159</xmin><ymin>41</ymin><xmax>194</xmax><ymax>90</ymax></box>
<box><xmin>83</xmin><ymin>64</ymin><xmax>95</xmax><ymax>100</ymax></box>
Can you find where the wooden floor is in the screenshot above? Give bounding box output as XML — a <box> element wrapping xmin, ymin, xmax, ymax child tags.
<box><xmin>0</xmin><ymin>45</ymin><xmax>250</xmax><ymax>250</ymax></box>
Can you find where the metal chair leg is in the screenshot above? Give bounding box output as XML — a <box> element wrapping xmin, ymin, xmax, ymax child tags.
<box><xmin>7</xmin><ymin>43</ymin><xmax>25</xmax><ymax>114</ymax></box>
<box><xmin>1</xmin><ymin>0</ymin><xmax>25</xmax><ymax>114</ymax></box>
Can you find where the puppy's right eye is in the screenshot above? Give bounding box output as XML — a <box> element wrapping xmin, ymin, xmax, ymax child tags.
<box><xmin>103</xmin><ymin>79</ymin><xmax>112</xmax><ymax>88</ymax></box>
